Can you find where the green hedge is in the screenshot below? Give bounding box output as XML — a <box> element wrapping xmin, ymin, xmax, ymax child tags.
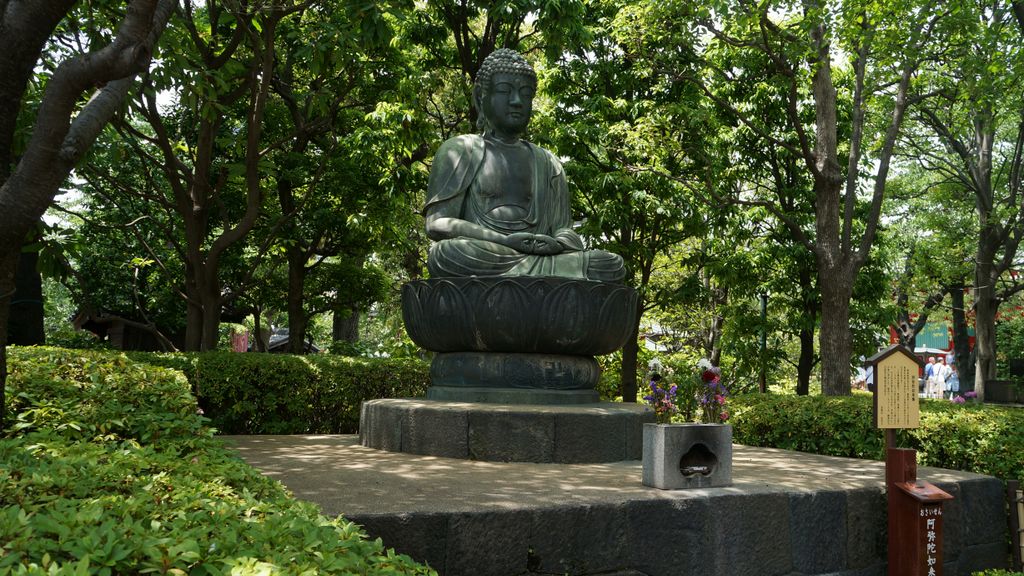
<box><xmin>1</xmin><ymin>346</ymin><xmax>434</xmax><ymax>574</ymax></box>
<box><xmin>129</xmin><ymin>351</ymin><xmax>430</xmax><ymax>435</ymax></box>
<box><xmin>729</xmin><ymin>393</ymin><xmax>1024</xmax><ymax>482</ymax></box>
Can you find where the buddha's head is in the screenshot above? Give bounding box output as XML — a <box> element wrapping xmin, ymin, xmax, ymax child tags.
<box><xmin>474</xmin><ymin>48</ymin><xmax>537</xmax><ymax>138</ymax></box>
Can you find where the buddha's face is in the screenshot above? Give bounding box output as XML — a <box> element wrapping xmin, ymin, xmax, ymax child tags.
<box><xmin>481</xmin><ymin>72</ymin><xmax>535</xmax><ymax>139</ymax></box>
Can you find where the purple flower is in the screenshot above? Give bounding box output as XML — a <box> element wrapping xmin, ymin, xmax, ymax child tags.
<box><xmin>964</xmin><ymin>391</ymin><xmax>977</xmax><ymax>398</ymax></box>
<box><xmin>951</xmin><ymin>396</ymin><xmax>966</xmax><ymax>404</ymax></box>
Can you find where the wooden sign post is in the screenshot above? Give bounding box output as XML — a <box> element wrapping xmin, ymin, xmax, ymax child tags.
<box><xmin>867</xmin><ymin>345</ymin><xmax>954</xmax><ymax>576</ymax></box>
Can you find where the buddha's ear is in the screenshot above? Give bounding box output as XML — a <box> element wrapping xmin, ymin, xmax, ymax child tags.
<box><xmin>472</xmin><ymin>83</ymin><xmax>483</xmax><ymax>110</ymax></box>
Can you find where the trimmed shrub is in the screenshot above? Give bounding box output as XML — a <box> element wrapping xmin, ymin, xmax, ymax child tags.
<box><xmin>730</xmin><ymin>393</ymin><xmax>1024</xmax><ymax>482</ymax></box>
<box><xmin>1</xmin><ymin>346</ymin><xmax>434</xmax><ymax>574</ymax></box>
<box><xmin>130</xmin><ymin>351</ymin><xmax>430</xmax><ymax>434</ymax></box>
<box><xmin>729</xmin><ymin>393</ymin><xmax>884</xmax><ymax>459</ymax></box>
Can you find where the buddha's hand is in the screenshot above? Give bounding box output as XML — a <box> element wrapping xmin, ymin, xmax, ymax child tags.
<box><xmin>506</xmin><ymin>232</ymin><xmax>564</xmax><ymax>255</ymax></box>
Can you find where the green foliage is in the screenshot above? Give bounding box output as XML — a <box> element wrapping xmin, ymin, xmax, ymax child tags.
<box><xmin>997</xmin><ymin>312</ymin><xmax>1024</xmax><ymax>383</ymax></box>
<box><xmin>659</xmin><ymin>352</ymin><xmax>760</xmax><ymax>396</ymax></box>
<box><xmin>972</xmin><ymin>571</ymin><xmax>1024</xmax><ymax>576</ymax></box>
<box><xmin>45</xmin><ymin>327</ymin><xmax>112</xmax><ymax>351</ymax></box>
<box><xmin>730</xmin><ymin>394</ymin><xmax>1024</xmax><ymax>482</ymax></box>
<box><xmin>329</xmin><ymin>336</ymin><xmax>423</xmax><ymax>360</ymax></box>
<box><xmin>130</xmin><ymin>351</ymin><xmax>430</xmax><ymax>434</ymax></box>
<box><xmin>2</xmin><ymin>346</ymin><xmax>433</xmax><ymax>574</ymax></box>
<box><xmin>596</xmin><ymin>346</ymin><xmax>658</xmax><ymax>402</ymax></box>
<box><xmin>731</xmin><ymin>394</ymin><xmax>885</xmax><ymax>459</ymax></box>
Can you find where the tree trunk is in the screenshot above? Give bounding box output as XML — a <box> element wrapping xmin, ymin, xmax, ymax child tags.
<box><xmin>9</xmin><ymin>248</ymin><xmax>45</xmax><ymax>345</ymax></box>
<box><xmin>973</xmin><ymin>260</ymin><xmax>998</xmax><ymax>401</ymax></box>
<box><xmin>0</xmin><ymin>250</ymin><xmax>17</xmax><ymax>430</ymax></box>
<box><xmin>818</xmin><ymin>271</ymin><xmax>854</xmax><ymax>395</ymax></box>
<box><xmin>199</xmin><ymin>282</ymin><xmax>221</xmax><ymax>352</ymax></box>
<box><xmin>705</xmin><ymin>287</ymin><xmax>726</xmax><ymax>366</ymax></box>
<box><xmin>184</xmin><ymin>260</ymin><xmax>222</xmax><ymax>352</ymax></box>
<box><xmin>184</xmin><ymin>261</ymin><xmax>204</xmax><ymax>351</ymax></box>
<box><xmin>949</xmin><ymin>284</ymin><xmax>972</xmax><ymax>387</ymax></box>
<box><xmin>707</xmin><ymin>313</ymin><xmax>724</xmax><ymax>367</ymax></box>
<box><xmin>619</xmin><ymin>307</ymin><xmax>642</xmax><ymax>403</ymax></box>
<box><xmin>286</xmin><ymin>246</ymin><xmax>308</xmax><ymax>354</ymax></box>
<box><xmin>807</xmin><ymin>8</ymin><xmax>855</xmax><ymax>396</ymax></box>
<box><xmin>332</xmin><ymin>305</ymin><xmax>359</xmax><ymax>343</ymax></box>
<box><xmin>796</xmin><ymin>262</ymin><xmax>817</xmax><ymax>395</ymax></box>
<box><xmin>797</xmin><ymin>325</ymin><xmax>814</xmax><ymax>396</ymax></box>
<box><xmin>184</xmin><ymin>301</ymin><xmax>204</xmax><ymax>352</ymax></box>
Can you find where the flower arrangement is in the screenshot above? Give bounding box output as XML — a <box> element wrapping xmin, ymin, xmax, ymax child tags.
<box><xmin>643</xmin><ymin>359</ymin><xmax>678</xmax><ymax>424</ymax></box>
<box><xmin>643</xmin><ymin>358</ymin><xmax>729</xmax><ymax>424</ymax></box>
<box><xmin>696</xmin><ymin>359</ymin><xmax>729</xmax><ymax>424</ymax></box>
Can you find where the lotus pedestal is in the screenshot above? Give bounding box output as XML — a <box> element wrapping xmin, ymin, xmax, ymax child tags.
<box><xmin>358</xmin><ymin>277</ymin><xmax>654</xmax><ymax>463</ymax></box>
<box><xmin>401</xmin><ymin>276</ymin><xmax>637</xmax><ymax>404</ymax></box>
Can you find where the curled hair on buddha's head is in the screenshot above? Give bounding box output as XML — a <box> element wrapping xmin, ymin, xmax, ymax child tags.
<box><xmin>474</xmin><ymin>48</ymin><xmax>537</xmax><ymax>132</ymax></box>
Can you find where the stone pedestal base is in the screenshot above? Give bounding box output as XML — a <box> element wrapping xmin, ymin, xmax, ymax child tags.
<box><xmin>360</xmin><ymin>398</ymin><xmax>655</xmax><ymax>463</ymax></box>
<box><xmin>426</xmin><ymin>386</ymin><xmax>598</xmax><ymax>404</ymax></box>
<box><xmin>431</xmin><ymin>351</ymin><xmax>599</xmax><ymax>389</ymax></box>
<box><xmin>427</xmin><ymin>351</ymin><xmax>601</xmax><ymax>404</ymax></box>
<box><xmin>642</xmin><ymin>423</ymin><xmax>733</xmax><ymax>489</ymax></box>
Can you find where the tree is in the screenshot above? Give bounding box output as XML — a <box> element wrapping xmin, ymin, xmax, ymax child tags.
<box><xmin>624</xmin><ymin>0</ymin><xmax>943</xmax><ymax>394</ymax></box>
<box><xmin>83</xmin><ymin>0</ymin><xmax>335</xmax><ymax>351</ymax></box>
<box><xmin>260</xmin><ymin>1</ymin><xmax>423</xmax><ymax>353</ymax></box>
<box><xmin>905</xmin><ymin>1</ymin><xmax>1024</xmax><ymax>400</ymax></box>
<box><xmin>0</xmin><ymin>0</ymin><xmax>173</xmax><ymax>427</ymax></box>
<box><xmin>881</xmin><ymin>171</ymin><xmax>973</xmax><ymax>376</ymax></box>
<box><xmin>698</xmin><ymin>30</ymin><xmax>824</xmax><ymax>394</ymax></box>
<box><xmin>540</xmin><ymin>0</ymin><xmax>719</xmax><ymax>402</ymax></box>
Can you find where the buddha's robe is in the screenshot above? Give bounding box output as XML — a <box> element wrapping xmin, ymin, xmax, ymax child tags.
<box><xmin>424</xmin><ymin>134</ymin><xmax>625</xmax><ymax>282</ymax></box>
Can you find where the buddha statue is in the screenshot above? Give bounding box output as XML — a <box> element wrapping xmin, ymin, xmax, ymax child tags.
<box><xmin>364</xmin><ymin>49</ymin><xmax>649</xmax><ymax>465</ymax></box>
<box><xmin>400</xmin><ymin>49</ymin><xmax>637</xmax><ymax>405</ymax></box>
<box><xmin>423</xmin><ymin>48</ymin><xmax>625</xmax><ymax>282</ymax></box>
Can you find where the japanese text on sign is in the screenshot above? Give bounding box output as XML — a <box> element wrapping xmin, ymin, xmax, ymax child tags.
<box><xmin>921</xmin><ymin>504</ymin><xmax>943</xmax><ymax>576</ymax></box>
<box><xmin>876</xmin><ymin>354</ymin><xmax>920</xmax><ymax>429</ymax></box>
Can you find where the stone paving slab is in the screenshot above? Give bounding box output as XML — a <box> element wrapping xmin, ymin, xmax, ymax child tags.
<box><xmin>221</xmin><ymin>435</ymin><xmax>1009</xmax><ymax>576</ymax></box>
<box><xmin>221</xmin><ymin>435</ymin><xmax>979</xmax><ymax>517</ymax></box>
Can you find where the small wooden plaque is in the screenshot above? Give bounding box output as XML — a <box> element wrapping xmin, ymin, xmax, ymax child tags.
<box><xmin>868</xmin><ymin>345</ymin><xmax>922</xmax><ymax>429</ymax></box>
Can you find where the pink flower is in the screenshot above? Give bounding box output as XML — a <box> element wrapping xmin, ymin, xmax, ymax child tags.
<box><xmin>719</xmin><ymin>411</ymin><xmax>729</xmax><ymax>421</ymax></box>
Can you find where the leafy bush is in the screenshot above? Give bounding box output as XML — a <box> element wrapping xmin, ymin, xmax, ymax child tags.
<box><xmin>730</xmin><ymin>394</ymin><xmax>1024</xmax><ymax>481</ymax></box>
<box><xmin>973</xmin><ymin>571</ymin><xmax>1024</xmax><ymax>576</ymax></box>
<box><xmin>997</xmin><ymin>314</ymin><xmax>1024</xmax><ymax>383</ymax></box>
<box><xmin>596</xmin><ymin>347</ymin><xmax>661</xmax><ymax>402</ymax></box>
<box><xmin>45</xmin><ymin>325</ymin><xmax>112</xmax><ymax>350</ymax></box>
<box><xmin>329</xmin><ymin>336</ymin><xmax>425</xmax><ymax>360</ymax></box>
<box><xmin>130</xmin><ymin>351</ymin><xmax>430</xmax><ymax>434</ymax></box>
<box><xmin>730</xmin><ymin>393</ymin><xmax>884</xmax><ymax>459</ymax></box>
<box><xmin>1</xmin><ymin>346</ymin><xmax>434</xmax><ymax>574</ymax></box>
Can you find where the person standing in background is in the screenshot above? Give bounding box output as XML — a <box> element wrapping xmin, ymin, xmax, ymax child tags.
<box><xmin>924</xmin><ymin>357</ymin><xmax>936</xmax><ymax>397</ymax></box>
<box><xmin>946</xmin><ymin>363</ymin><xmax>960</xmax><ymax>399</ymax></box>
<box><xmin>932</xmin><ymin>356</ymin><xmax>948</xmax><ymax>399</ymax></box>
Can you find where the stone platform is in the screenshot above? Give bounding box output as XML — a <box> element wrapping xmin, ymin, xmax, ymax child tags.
<box><xmin>360</xmin><ymin>398</ymin><xmax>654</xmax><ymax>463</ymax></box>
<box><xmin>223</xmin><ymin>435</ymin><xmax>1010</xmax><ymax>576</ymax></box>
